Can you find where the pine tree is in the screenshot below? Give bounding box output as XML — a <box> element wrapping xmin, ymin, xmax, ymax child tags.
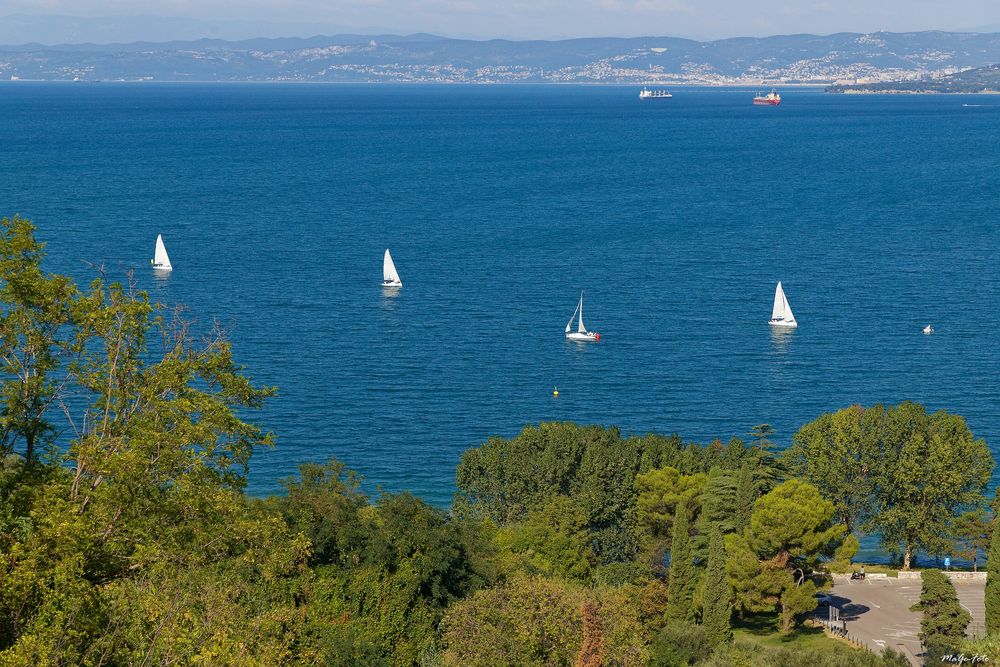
<box><xmin>701</xmin><ymin>525</ymin><xmax>732</xmax><ymax>645</ymax></box>
<box><xmin>666</xmin><ymin>501</ymin><xmax>696</xmax><ymax>623</ymax></box>
<box><xmin>987</xmin><ymin>511</ymin><xmax>1000</xmax><ymax>633</ymax></box>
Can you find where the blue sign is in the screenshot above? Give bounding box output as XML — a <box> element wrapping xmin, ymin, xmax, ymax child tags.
<box><xmin>944</xmin><ymin>557</ymin><xmax>951</xmax><ymax>568</ymax></box>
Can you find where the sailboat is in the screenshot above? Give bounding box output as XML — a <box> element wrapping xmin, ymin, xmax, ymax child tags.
<box><xmin>382</xmin><ymin>249</ymin><xmax>402</xmax><ymax>287</ymax></box>
<box><xmin>151</xmin><ymin>234</ymin><xmax>172</xmax><ymax>271</ymax></box>
<box><xmin>565</xmin><ymin>292</ymin><xmax>601</xmax><ymax>342</ymax></box>
<box><xmin>768</xmin><ymin>282</ymin><xmax>797</xmax><ymax>328</ymax></box>
<box><xmin>923</xmin><ymin>324</ymin><xmax>934</xmax><ymax>335</ymax></box>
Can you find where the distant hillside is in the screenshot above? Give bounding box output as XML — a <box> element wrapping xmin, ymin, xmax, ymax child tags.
<box><xmin>827</xmin><ymin>64</ymin><xmax>1000</xmax><ymax>93</ymax></box>
<box><xmin>3</xmin><ymin>31</ymin><xmax>1000</xmax><ymax>84</ymax></box>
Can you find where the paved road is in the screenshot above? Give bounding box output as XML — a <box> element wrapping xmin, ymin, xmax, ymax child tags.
<box><xmin>815</xmin><ymin>575</ymin><xmax>986</xmax><ymax>667</ymax></box>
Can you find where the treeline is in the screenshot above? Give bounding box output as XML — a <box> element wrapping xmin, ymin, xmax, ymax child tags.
<box><xmin>0</xmin><ymin>215</ymin><xmax>997</xmax><ymax>665</ymax></box>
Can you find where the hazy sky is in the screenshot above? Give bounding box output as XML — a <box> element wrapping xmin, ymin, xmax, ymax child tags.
<box><xmin>1</xmin><ymin>0</ymin><xmax>999</xmax><ymax>40</ymax></box>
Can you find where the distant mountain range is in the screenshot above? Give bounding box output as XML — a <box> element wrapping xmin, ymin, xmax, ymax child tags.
<box><xmin>2</xmin><ymin>31</ymin><xmax>1000</xmax><ymax>84</ymax></box>
<box><xmin>0</xmin><ymin>14</ymin><xmax>387</xmax><ymax>45</ymax></box>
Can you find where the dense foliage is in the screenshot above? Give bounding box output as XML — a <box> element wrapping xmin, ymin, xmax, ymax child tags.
<box><xmin>911</xmin><ymin>569</ymin><xmax>970</xmax><ymax>661</ymax></box>
<box><xmin>786</xmin><ymin>403</ymin><xmax>993</xmax><ymax>568</ymax></box>
<box><xmin>0</xmin><ymin>217</ymin><xmax>994</xmax><ymax>666</ymax></box>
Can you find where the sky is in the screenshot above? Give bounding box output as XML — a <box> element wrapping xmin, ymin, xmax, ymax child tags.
<box><xmin>0</xmin><ymin>0</ymin><xmax>999</xmax><ymax>42</ymax></box>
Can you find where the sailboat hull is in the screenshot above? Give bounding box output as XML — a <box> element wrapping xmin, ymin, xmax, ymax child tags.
<box><xmin>566</xmin><ymin>332</ymin><xmax>601</xmax><ymax>342</ymax></box>
<box><xmin>768</xmin><ymin>319</ymin><xmax>797</xmax><ymax>328</ymax></box>
<box><xmin>382</xmin><ymin>280</ymin><xmax>402</xmax><ymax>288</ymax></box>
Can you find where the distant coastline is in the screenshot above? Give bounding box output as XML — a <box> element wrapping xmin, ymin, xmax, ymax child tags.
<box><xmin>827</xmin><ymin>63</ymin><xmax>1000</xmax><ymax>94</ymax></box>
<box><xmin>2</xmin><ymin>30</ymin><xmax>1000</xmax><ymax>85</ymax></box>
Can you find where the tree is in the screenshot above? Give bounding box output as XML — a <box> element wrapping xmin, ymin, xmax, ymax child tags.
<box><xmin>666</xmin><ymin>501</ymin><xmax>697</xmax><ymax>623</ymax></box>
<box><xmin>0</xmin><ymin>215</ymin><xmax>78</xmax><ymax>463</ymax></box>
<box><xmin>784</xmin><ymin>404</ymin><xmax>883</xmax><ymax>534</ymax></box>
<box><xmin>455</xmin><ymin>423</ymin><xmax>688</xmax><ymax>563</ymax></box>
<box><xmin>870</xmin><ymin>403</ymin><xmax>992</xmax><ymax>569</ymax></box>
<box><xmin>636</xmin><ymin>466</ymin><xmax>707</xmax><ymax>548</ymax></box>
<box><xmin>787</xmin><ymin>402</ymin><xmax>993</xmax><ymax>570</ymax></box>
<box><xmin>696</xmin><ymin>468</ymin><xmax>738</xmax><ymax>537</ymax></box>
<box><xmin>277</xmin><ymin>458</ymin><xmax>369</xmax><ymax>567</ymax></box>
<box><xmin>648</xmin><ymin>620</ymin><xmax>711</xmax><ymax>666</ymax></box>
<box><xmin>701</xmin><ymin>526</ymin><xmax>732</xmax><ymax>646</ymax></box>
<box><xmin>912</xmin><ymin>569</ymin><xmax>970</xmax><ymax>661</ymax></box>
<box><xmin>0</xmin><ymin>268</ymin><xmax>314</xmax><ymax>663</ymax></box>
<box><xmin>496</xmin><ymin>494</ymin><xmax>595</xmax><ymax>581</ymax></box>
<box><xmin>725</xmin><ymin>532</ymin><xmax>785</xmax><ymax>620</ymax></box>
<box><xmin>953</xmin><ymin>509</ymin><xmax>990</xmax><ymax>572</ymax></box>
<box><xmin>732</xmin><ymin>463</ymin><xmax>758</xmax><ymax>533</ymax></box>
<box><xmin>733</xmin><ymin>479</ymin><xmax>845</xmax><ymax>633</ymax></box>
<box><xmin>987</xmin><ymin>509</ymin><xmax>1000</xmax><ymax>634</ymax></box>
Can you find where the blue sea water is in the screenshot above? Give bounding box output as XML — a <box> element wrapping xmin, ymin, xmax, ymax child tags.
<box><xmin>1</xmin><ymin>82</ymin><xmax>999</xmax><ymax>514</ymax></box>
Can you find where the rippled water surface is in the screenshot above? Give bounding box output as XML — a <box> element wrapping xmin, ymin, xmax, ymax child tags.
<box><xmin>1</xmin><ymin>83</ymin><xmax>999</xmax><ymax>506</ymax></box>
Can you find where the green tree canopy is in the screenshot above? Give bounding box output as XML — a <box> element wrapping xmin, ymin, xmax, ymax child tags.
<box><xmin>728</xmin><ymin>479</ymin><xmax>844</xmax><ymax>633</ymax></box>
<box><xmin>872</xmin><ymin>403</ymin><xmax>992</xmax><ymax>569</ymax></box>
<box><xmin>784</xmin><ymin>404</ymin><xmax>883</xmax><ymax>534</ymax></box>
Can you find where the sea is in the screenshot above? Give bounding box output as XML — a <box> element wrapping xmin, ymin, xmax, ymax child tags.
<box><xmin>1</xmin><ymin>83</ymin><xmax>999</xmax><ymax>520</ymax></box>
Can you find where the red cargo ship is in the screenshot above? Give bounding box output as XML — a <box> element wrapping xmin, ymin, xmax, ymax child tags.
<box><xmin>753</xmin><ymin>89</ymin><xmax>781</xmax><ymax>106</ymax></box>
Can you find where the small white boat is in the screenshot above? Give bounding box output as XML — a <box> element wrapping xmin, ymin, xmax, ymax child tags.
<box><xmin>769</xmin><ymin>281</ymin><xmax>797</xmax><ymax>328</ymax></box>
<box><xmin>151</xmin><ymin>234</ymin><xmax>172</xmax><ymax>271</ymax></box>
<box><xmin>923</xmin><ymin>324</ymin><xmax>933</xmax><ymax>335</ymax></box>
<box><xmin>382</xmin><ymin>249</ymin><xmax>402</xmax><ymax>287</ymax></box>
<box><xmin>565</xmin><ymin>292</ymin><xmax>601</xmax><ymax>342</ymax></box>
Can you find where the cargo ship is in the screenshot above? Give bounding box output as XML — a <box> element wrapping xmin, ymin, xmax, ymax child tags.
<box><xmin>639</xmin><ymin>88</ymin><xmax>673</xmax><ymax>99</ymax></box>
<box><xmin>753</xmin><ymin>89</ymin><xmax>781</xmax><ymax>106</ymax></box>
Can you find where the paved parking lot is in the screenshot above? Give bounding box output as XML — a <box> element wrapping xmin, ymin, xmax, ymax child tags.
<box><xmin>815</xmin><ymin>575</ymin><xmax>986</xmax><ymax>667</ymax></box>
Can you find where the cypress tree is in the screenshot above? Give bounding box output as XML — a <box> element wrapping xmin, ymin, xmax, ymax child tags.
<box><xmin>701</xmin><ymin>525</ymin><xmax>732</xmax><ymax>645</ymax></box>
<box><xmin>733</xmin><ymin>463</ymin><xmax>756</xmax><ymax>532</ymax></box>
<box><xmin>987</xmin><ymin>514</ymin><xmax>1000</xmax><ymax>633</ymax></box>
<box><xmin>666</xmin><ymin>501</ymin><xmax>696</xmax><ymax>623</ymax></box>
<box><xmin>912</xmin><ymin>569</ymin><xmax>970</xmax><ymax>661</ymax></box>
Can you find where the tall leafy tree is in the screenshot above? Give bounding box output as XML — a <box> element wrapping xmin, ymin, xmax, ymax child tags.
<box><xmin>665</xmin><ymin>501</ymin><xmax>696</xmax><ymax>623</ymax></box>
<box><xmin>870</xmin><ymin>403</ymin><xmax>992</xmax><ymax>569</ymax></box>
<box><xmin>0</xmin><ymin>215</ymin><xmax>78</xmax><ymax>463</ymax></box>
<box><xmin>0</xmin><ymin>239</ymin><xmax>301</xmax><ymax>662</ymax></box>
<box><xmin>784</xmin><ymin>404</ymin><xmax>883</xmax><ymax>534</ymax></box>
<box><xmin>952</xmin><ymin>509</ymin><xmax>990</xmax><ymax>572</ymax></box>
<box><xmin>701</xmin><ymin>525</ymin><xmax>732</xmax><ymax>646</ymax></box>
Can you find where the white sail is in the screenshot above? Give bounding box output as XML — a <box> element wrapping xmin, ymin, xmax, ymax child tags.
<box><xmin>383</xmin><ymin>249</ymin><xmax>402</xmax><ymax>286</ymax></box>
<box><xmin>770</xmin><ymin>282</ymin><xmax>796</xmax><ymax>325</ymax></box>
<box><xmin>566</xmin><ymin>298</ymin><xmax>580</xmax><ymax>333</ymax></box>
<box><xmin>781</xmin><ymin>287</ymin><xmax>795</xmax><ymax>324</ymax></box>
<box><xmin>577</xmin><ymin>293</ymin><xmax>586</xmax><ymax>333</ymax></box>
<box><xmin>771</xmin><ymin>282</ymin><xmax>784</xmax><ymax>320</ymax></box>
<box><xmin>152</xmin><ymin>234</ymin><xmax>172</xmax><ymax>271</ymax></box>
